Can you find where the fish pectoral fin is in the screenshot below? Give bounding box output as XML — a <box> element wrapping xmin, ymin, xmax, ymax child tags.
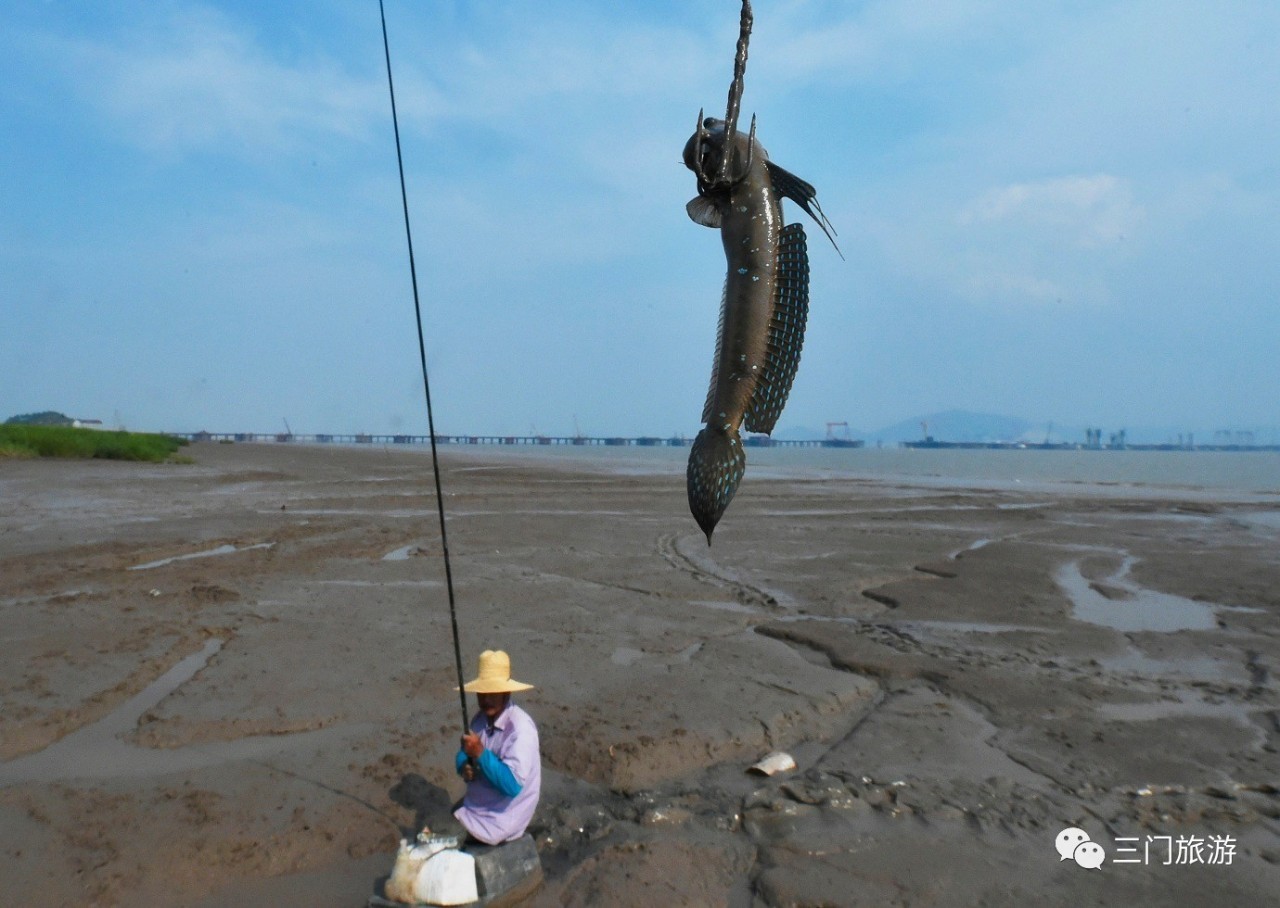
<box><xmin>765</xmin><ymin>161</ymin><xmax>842</xmax><ymax>259</ymax></box>
<box><xmin>686</xmin><ymin>195</ymin><xmax>724</xmax><ymax>228</ymax></box>
<box><xmin>744</xmin><ymin>223</ymin><xmax>809</xmax><ymax>436</ymax></box>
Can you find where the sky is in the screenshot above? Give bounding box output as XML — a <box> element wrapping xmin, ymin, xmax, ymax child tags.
<box><xmin>3</xmin><ymin>0</ymin><xmax>1277</xmax><ymax>441</ymax></box>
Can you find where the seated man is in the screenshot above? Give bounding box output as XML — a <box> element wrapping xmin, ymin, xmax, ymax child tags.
<box><xmin>453</xmin><ymin>649</ymin><xmax>541</xmax><ymax>845</ymax></box>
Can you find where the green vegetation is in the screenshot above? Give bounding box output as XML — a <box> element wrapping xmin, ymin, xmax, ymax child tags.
<box><xmin>4</xmin><ymin>410</ymin><xmax>74</xmax><ymax>426</ymax></box>
<box><xmin>0</xmin><ymin>425</ymin><xmax>189</xmax><ymax>462</ymax></box>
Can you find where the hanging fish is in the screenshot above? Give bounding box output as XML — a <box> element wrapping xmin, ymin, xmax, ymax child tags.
<box><xmin>683</xmin><ymin>1</ymin><xmax>840</xmax><ymax>544</ymax></box>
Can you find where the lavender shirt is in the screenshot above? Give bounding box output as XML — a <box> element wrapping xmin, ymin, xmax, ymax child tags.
<box><xmin>454</xmin><ymin>702</ymin><xmax>541</xmax><ymax>845</ymax></box>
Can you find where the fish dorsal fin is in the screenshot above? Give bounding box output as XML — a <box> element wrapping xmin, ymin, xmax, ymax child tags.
<box><xmin>765</xmin><ymin>161</ymin><xmax>842</xmax><ymax>259</ymax></box>
<box><xmin>744</xmin><ymin>223</ymin><xmax>809</xmax><ymax>435</ymax></box>
<box><xmin>686</xmin><ymin>195</ymin><xmax>724</xmax><ymax>229</ymax></box>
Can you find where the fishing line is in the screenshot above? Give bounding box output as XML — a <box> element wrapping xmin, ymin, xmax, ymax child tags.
<box><xmin>378</xmin><ymin>0</ymin><xmax>469</xmax><ymax>734</ymax></box>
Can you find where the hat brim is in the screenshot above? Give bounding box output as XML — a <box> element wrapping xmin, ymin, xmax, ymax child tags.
<box><xmin>461</xmin><ymin>679</ymin><xmax>534</xmax><ymax>693</ymax></box>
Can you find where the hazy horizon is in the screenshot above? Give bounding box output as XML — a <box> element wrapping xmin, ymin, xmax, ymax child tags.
<box><xmin>17</xmin><ymin>406</ymin><xmax>1273</xmax><ymax>449</ymax></box>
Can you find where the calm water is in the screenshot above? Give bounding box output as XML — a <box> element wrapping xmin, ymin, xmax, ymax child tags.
<box><xmin>438</xmin><ymin>444</ymin><xmax>1280</xmax><ymax>497</ymax></box>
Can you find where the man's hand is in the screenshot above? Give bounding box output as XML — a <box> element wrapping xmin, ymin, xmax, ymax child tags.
<box><xmin>461</xmin><ymin>732</ymin><xmax>483</xmax><ymax>760</ymax></box>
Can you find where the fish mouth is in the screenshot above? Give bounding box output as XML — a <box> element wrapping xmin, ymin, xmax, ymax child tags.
<box><xmin>686</xmin><ymin>112</ymin><xmax>757</xmax><ymax>194</ymax></box>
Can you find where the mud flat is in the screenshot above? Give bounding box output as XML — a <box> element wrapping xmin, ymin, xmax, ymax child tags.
<box><xmin>1</xmin><ymin>442</ymin><xmax>1278</xmax><ymax>906</ymax></box>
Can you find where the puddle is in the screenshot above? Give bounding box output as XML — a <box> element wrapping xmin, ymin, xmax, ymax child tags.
<box><xmin>949</xmin><ymin>537</ymin><xmax>992</xmax><ymax>559</ymax></box>
<box><xmin>771</xmin><ymin>614</ymin><xmax>863</xmax><ymax>626</ymax></box>
<box><xmin>314</xmin><ymin>579</ymin><xmax>442</xmax><ymax>588</ymax></box>
<box><xmin>763</xmin><ymin>615</ymin><xmax>1043</xmax><ymax>641</ymax></box>
<box><xmin>1</xmin><ymin>590</ymin><xmax>88</xmax><ymax>608</ymax></box>
<box><xmin>1097</xmin><ymin>690</ymin><xmax>1262</xmax><ymax>729</ymax></box>
<box><xmin>758</xmin><ymin>509</ymin><xmax>886</xmax><ymax>517</ymax></box>
<box><xmin>382</xmin><ymin>545</ymin><xmax>425</xmax><ymax>561</ymax></box>
<box><xmin>1056</xmin><ymin>558</ymin><xmax>1218</xmax><ymax>633</ymax></box>
<box><xmin>610</xmin><ymin>643</ymin><xmax>701</xmax><ymax>666</ymax></box>
<box><xmin>129</xmin><ymin>542</ymin><xmax>274</xmax><ymax>571</ymax></box>
<box><xmin>689</xmin><ymin>599</ymin><xmax>763</xmax><ymax>616</ymax></box>
<box><xmin>1241</xmin><ymin>511</ymin><xmax>1280</xmax><ymax>531</ymax></box>
<box><xmin>256</xmin><ymin>509</ymin><xmax>426</xmax><ymax>518</ymax></box>
<box><xmin>675</xmin><ymin>642</ymin><xmax>702</xmax><ymax>663</ymax></box>
<box><xmin>1098</xmin><ymin>647</ymin><xmax>1234</xmax><ymax>682</ymax></box>
<box><xmin>898</xmin><ymin>620</ymin><xmax>1049</xmax><ymax>636</ymax></box>
<box><xmin>450</xmin><ymin>509</ymin><xmax>637</xmax><ymax>518</ymax></box>
<box><xmin>610</xmin><ymin>647</ymin><xmax>644</xmax><ymax>666</ymax></box>
<box><xmin>0</xmin><ymin>639</ymin><xmax>343</xmax><ymax>786</ymax></box>
<box><xmin>1091</xmin><ymin>512</ymin><xmax>1215</xmax><ymax>524</ymax></box>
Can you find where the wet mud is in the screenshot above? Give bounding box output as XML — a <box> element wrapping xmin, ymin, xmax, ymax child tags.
<box><xmin>1</xmin><ymin>442</ymin><xmax>1278</xmax><ymax>906</ymax></box>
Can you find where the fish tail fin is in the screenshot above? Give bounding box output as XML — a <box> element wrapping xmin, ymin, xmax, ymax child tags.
<box><xmin>686</xmin><ymin>427</ymin><xmax>745</xmax><ymax>544</ymax></box>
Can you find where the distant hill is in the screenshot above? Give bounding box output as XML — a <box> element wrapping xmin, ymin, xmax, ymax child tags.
<box><xmin>869</xmin><ymin>410</ymin><xmax>1041</xmax><ymax>445</ymax></box>
<box><xmin>5</xmin><ymin>410</ymin><xmax>74</xmax><ymax>426</ymax></box>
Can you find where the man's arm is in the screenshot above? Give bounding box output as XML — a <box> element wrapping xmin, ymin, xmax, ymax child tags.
<box><xmin>461</xmin><ymin>731</ymin><xmax>519</xmax><ymax>793</ymax></box>
<box><xmin>475</xmin><ymin>749</ymin><xmax>522</xmax><ymax>797</ymax></box>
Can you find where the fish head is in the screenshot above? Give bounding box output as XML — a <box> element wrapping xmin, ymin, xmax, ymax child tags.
<box><xmin>684</xmin><ymin>115</ymin><xmax>765</xmax><ymax>194</ymax></box>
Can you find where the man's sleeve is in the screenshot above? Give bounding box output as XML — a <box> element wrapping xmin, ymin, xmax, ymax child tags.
<box><xmin>501</xmin><ymin>713</ymin><xmax>540</xmax><ymax>788</ymax></box>
<box><xmin>455</xmin><ymin>750</ymin><xmax>468</xmax><ymax>776</ymax></box>
<box><xmin>476</xmin><ymin>749</ymin><xmax>522</xmax><ymax>797</ymax></box>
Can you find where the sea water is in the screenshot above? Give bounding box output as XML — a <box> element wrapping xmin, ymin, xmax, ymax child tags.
<box><xmin>426</xmin><ymin>444</ymin><xmax>1279</xmax><ymax>497</ymax></box>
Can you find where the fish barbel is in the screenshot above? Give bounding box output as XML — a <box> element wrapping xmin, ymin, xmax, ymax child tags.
<box><xmin>682</xmin><ymin>115</ymin><xmax>838</xmax><ymax>544</ymax></box>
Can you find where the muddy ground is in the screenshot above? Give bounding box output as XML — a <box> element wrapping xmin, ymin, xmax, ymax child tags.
<box><xmin>1</xmin><ymin>442</ymin><xmax>1278</xmax><ymax>906</ymax></box>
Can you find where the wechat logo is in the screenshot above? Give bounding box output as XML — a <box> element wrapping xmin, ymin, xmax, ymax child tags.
<box><xmin>1056</xmin><ymin>827</ymin><xmax>1105</xmax><ymax>869</ymax></box>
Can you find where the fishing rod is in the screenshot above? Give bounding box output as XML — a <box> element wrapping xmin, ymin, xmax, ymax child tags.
<box><xmin>378</xmin><ymin>0</ymin><xmax>470</xmax><ymax>735</ymax></box>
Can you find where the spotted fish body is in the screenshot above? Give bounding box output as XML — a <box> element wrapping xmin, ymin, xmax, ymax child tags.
<box><xmin>684</xmin><ymin>118</ymin><xmax>835</xmax><ymax>543</ymax></box>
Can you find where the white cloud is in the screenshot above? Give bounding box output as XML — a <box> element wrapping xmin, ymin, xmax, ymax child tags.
<box><xmin>962</xmin><ymin>271</ymin><xmax>1065</xmax><ymax>304</ymax></box>
<box><xmin>863</xmin><ymin>173</ymin><xmax>1145</xmax><ymax>309</ymax></box>
<box><xmin>961</xmin><ymin>175</ymin><xmax>1143</xmax><ymax>247</ymax></box>
<box><xmin>749</xmin><ymin>0</ymin><xmax>1017</xmax><ymax>89</ymax></box>
<box><xmin>388</xmin><ymin>11</ymin><xmax>711</xmax><ymax>128</ymax></box>
<box><xmin>54</xmin><ymin>7</ymin><xmax>385</xmax><ymax>155</ymax></box>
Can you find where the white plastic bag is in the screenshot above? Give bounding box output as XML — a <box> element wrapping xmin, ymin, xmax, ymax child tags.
<box><xmin>416</xmin><ymin>848</ymin><xmax>479</xmax><ymax>906</ymax></box>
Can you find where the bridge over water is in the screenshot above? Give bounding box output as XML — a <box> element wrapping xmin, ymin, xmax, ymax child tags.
<box><xmin>173</xmin><ymin>432</ymin><xmax>864</xmax><ymax>449</ymax></box>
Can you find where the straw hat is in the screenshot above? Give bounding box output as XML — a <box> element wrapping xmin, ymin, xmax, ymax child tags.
<box><xmin>461</xmin><ymin>650</ymin><xmax>534</xmax><ymax>694</ymax></box>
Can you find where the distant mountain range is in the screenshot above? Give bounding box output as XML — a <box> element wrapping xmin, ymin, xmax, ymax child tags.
<box><xmin>779</xmin><ymin>410</ymin><xmax>1280</xmax><ymax>447</ymax></box>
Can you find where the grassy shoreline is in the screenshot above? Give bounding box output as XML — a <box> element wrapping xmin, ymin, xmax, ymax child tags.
<box><xmin>0</xmin><ymin>425</ymin><xmax>189</xmax><ymax>462</ymax></box>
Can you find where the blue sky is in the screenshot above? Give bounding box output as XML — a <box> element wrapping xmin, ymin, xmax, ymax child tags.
<box><xmin>3</xmin><ymin>1</ymin><xmax>1277</xmax><ymax>439</ymax></box>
